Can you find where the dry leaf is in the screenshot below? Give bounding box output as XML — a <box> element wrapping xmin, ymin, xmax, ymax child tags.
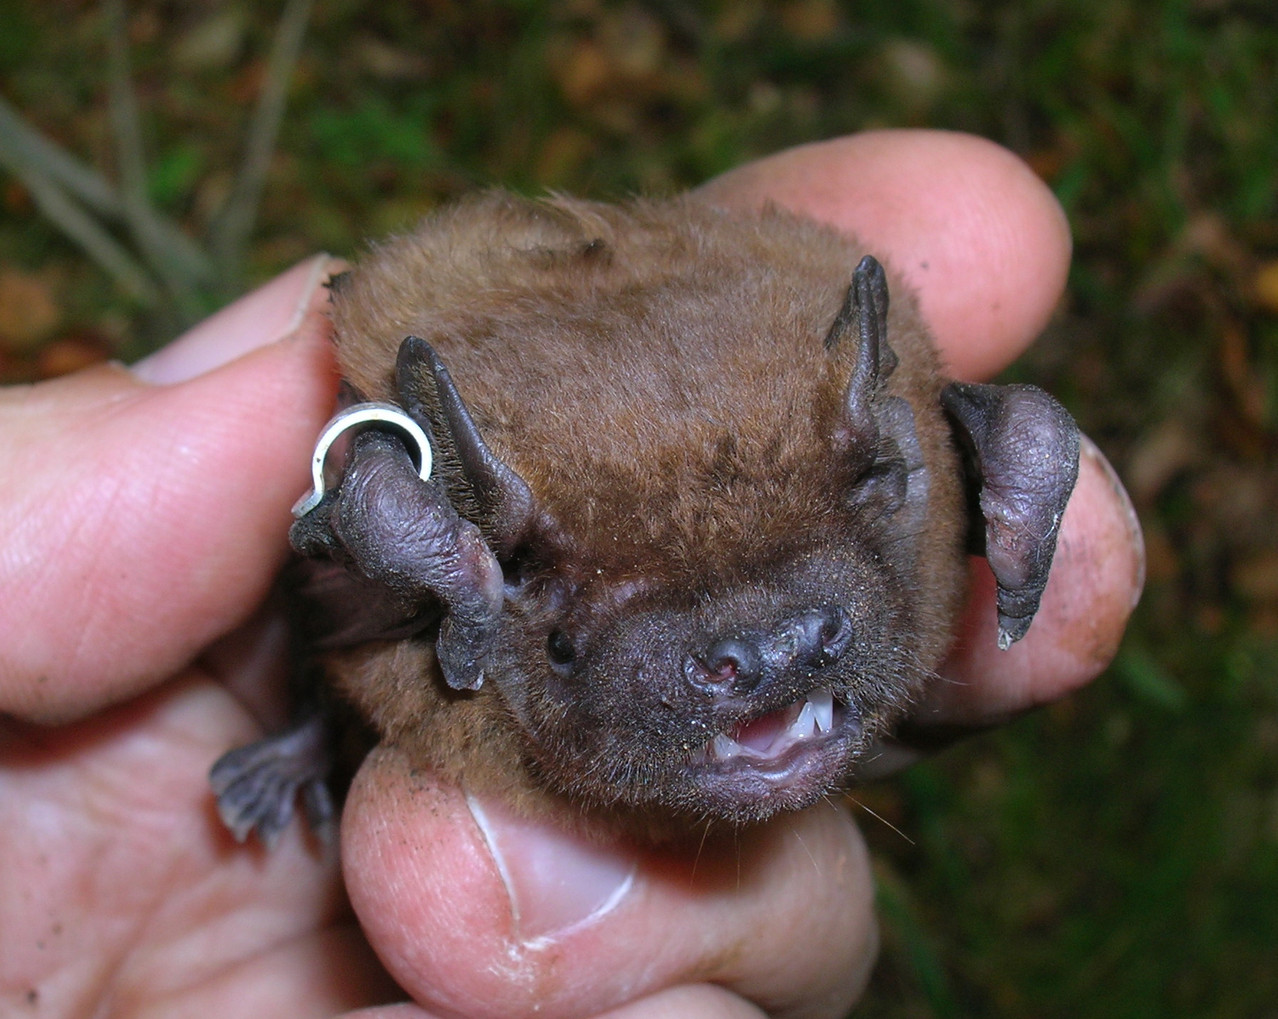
<box><xmin>0</xmin><ymin>267</ymin><xmax>61</xmax><ymax>353</ymax></box>
<box><xmin>1254</xmin><ymin>260</ymin><xmax>1278</xmax><ymax>315</ymax></box>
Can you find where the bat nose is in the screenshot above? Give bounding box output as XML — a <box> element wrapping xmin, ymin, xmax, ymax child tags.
<box><xmin>685</xmin><ymin>606</ymin><xmax>851</xmax><ymax>698</ymax></box>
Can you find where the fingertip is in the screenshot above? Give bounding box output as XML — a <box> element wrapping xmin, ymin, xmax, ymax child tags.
<box><xmin>132</xmin><ymin>254</ymin><xmax>346</xmax><ymax>384</ymax></box>
<box><xmin>697</xmin><ymin>129</ymin><xmax>1072</xmax><ymax>379</ymax></box>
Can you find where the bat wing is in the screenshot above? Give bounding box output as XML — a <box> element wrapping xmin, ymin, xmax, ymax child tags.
<box><xmin>943</xmin><ymin>381</ymin><xmax>1081</xmax><ymax>648</ymax></box>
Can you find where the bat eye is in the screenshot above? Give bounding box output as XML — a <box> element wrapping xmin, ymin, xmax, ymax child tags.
<box><xmin>547</xmin><ymin>629</ymin><xmax>577</xmax><ymax>669</ymax></box>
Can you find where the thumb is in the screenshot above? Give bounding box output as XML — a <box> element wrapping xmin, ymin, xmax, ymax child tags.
<box><xmin>342</xmin><ymin>749</ymin><xmax>876</xmax><ymax>1019</ymax></box>
<box><xmin>0</xmin><ymin>257</ymin><xmax>341</xmax><ymax>723</ymax></box>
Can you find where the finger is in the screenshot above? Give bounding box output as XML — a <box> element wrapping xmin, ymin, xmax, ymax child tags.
<box><xmin>696</xmin><ymin>129</ymin><xmax>1073</xmax><ymax>381</ymax></box>
<box><xmin>0</xmin><ymin>261</ymin><xmax>341</xmax><ymax>723</ymax></box>
<box><xmin>341</xmin><ymin>748</ymin><xmax>877</xmax><ymax>1019</ymax></box>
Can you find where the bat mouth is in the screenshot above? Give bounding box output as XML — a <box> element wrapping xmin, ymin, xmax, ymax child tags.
<box><xmin>685</xmin><ymin>686</ymin><xmax>860</xmax><ymax>812</ymax></box>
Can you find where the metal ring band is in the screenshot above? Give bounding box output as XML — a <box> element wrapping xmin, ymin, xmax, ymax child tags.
<box><xmin>291</xmin><ymin>402</ymin><xmax>433</xmax><ymax>518</ymax></box>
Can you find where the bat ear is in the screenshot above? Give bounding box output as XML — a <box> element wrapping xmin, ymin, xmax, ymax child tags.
<box><xmin>396</xmin><ymin>336</ymin><xmax>536</xmax><ymax>554</ymax></box>
<box><xmin>827</xmin><ymin>257</ymin><xmax>929</xmax><ymax>540</ymax></box>
<box><xmin>826</xmin><ymin>255</ymin><xmax>900</xmax><ymax>470</ymax></box>
<box><xmin>942</xmin><ymin>381</ymin><xmax>1081</xmax><ymax>648</ymax></box>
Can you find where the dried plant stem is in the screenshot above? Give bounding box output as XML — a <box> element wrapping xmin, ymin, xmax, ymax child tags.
<box><xmin>210</xmin><ymin>0</ymin><xmax>314</xmax><ymax>284</ymax></box>
<box><xmin>0</xmin><ymin>145</ymin><xmax>159</xmax><ymax>303</ymax></box>
<box><xmin>0</xmin><ymin>92</ymin><xmax>215</xmax><ymax>311</ymax></box>
<box><xmin>0</xmin><ymin>96</ymin><xmax>122</xmax><ymax>219</ymax></box>
<box><xmin>1</xmin><ymin>0</ymin><xmax>308</xmax><ymax>324</ymax></box>
<box><xmin>104</xmin><ymin>0</ymin><xmax>212</xmax><ymax>319</ymax></box>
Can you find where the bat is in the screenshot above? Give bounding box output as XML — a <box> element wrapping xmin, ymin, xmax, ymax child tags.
<box><xmin>210</xmin><ymin>193</ymin><xmax>1080</xmax><ymax>845</ymax></box>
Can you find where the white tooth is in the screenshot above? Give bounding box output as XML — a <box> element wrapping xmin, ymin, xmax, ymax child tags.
<box><xmin>809</xmin><ymin>687</ymin><xmax>835</xmax><ymax>733</ymax></box>
<box><xmin>792</xmin><ymin>700</ymin><xmax>817</xmax><ymax>738</ymax></box>
<box><xmin>713</xmin><ymin>734</ymin><xmax>743</xmax><ymax>760</ymax></box>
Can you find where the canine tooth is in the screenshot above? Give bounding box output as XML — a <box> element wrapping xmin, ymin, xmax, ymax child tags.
<box><xmin>712</xmin><ymin>733</ymin><xmax>743</xmax><ymax>759</ymax></box>
<box><xmin>792</xmin><ymin>700</ymin><xmax>817</xmax><ymax>738</ymax></box>
<box><xmin>809</xmin><ymin>687</ymin><xmax>834</xmax><ymax>734</ymax></box>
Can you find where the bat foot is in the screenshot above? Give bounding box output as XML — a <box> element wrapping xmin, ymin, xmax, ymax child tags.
<box><xmin>209</xmin><ymin>711</ymin><xmax>334</xmax><ymax>848</ymax></box>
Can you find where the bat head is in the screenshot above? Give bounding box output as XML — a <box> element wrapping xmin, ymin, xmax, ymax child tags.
<box><xmin>450</xmin><ymin>257</ymin><xmax>936</xmax><ymax>821</ymax></box>
<box><xmin>288</xmin><ymin>199</ymin><xmax>1079</xmax><ymax>829</ymax></box>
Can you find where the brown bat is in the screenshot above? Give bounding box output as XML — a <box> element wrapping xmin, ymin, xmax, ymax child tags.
<box><xmin>210</xmin><ymin>193</ymin><xmax>1079</xmax><ymax>844</ymax></box>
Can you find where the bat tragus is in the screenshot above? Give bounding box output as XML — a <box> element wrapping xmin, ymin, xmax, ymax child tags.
<box><xmin>210</xmin><ymin>193</ymin><xmax>1080</xmax><ymax>845</ymax></box>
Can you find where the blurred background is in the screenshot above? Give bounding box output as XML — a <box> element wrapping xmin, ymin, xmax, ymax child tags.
<box><xmin>2</xmin><ymin>1</ymin><xmax>1276</xmax><ymax>1014</ymax></box>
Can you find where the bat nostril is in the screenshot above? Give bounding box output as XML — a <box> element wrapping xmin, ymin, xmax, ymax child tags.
<box><xmin>819</xmin><ymin>606</ymin><xmax>852</xmax><ymax>652</ymax></box>
<box><xmin>687</xmin><ymin>636</ymin><xmax>764</xmax><ymax>695</ymax></box>
<box><xmin>787</xmin><ymin>606</ymin><xmax>852</xmax><ymax>666</ymax></box>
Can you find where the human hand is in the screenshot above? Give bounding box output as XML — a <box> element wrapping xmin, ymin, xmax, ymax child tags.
<box><xmin>0</xmin><ymin>130</ymin><xmax>1142</xmax><ymax>1017</ymax></box>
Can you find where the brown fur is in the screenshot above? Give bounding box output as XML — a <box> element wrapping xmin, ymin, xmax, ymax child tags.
<box><xmin>321</xmin><ymin>194</ymin><xmax>968</xmax><ymax>833</ymax></box>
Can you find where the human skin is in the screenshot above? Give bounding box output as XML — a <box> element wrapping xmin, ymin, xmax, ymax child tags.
<box><xmin>0</xmin><ymin>130</ymin><xmax>1142</xmax><ymax>1018</ymax></box>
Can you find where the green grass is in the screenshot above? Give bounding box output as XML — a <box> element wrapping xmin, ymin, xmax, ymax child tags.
<box><xmin>3</xmin><ymin>1</ymin><xmax>1277</xmax><ymax>1015</ymax></box>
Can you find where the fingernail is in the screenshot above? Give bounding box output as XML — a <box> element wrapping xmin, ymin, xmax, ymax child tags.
<box><xmin>131</xmin><ymin>254</ymin><xmax>344</xmax><ymax>384</ymax></box>
<box><xmin>467</xmin><ymin>795</ymin><xmax>637</xmax><ymax>945</ymax></box>
<box><xmin>1080</xmin><ymin>434</ymin><xmax>1146</xmax><ymax>609</ymax></box>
